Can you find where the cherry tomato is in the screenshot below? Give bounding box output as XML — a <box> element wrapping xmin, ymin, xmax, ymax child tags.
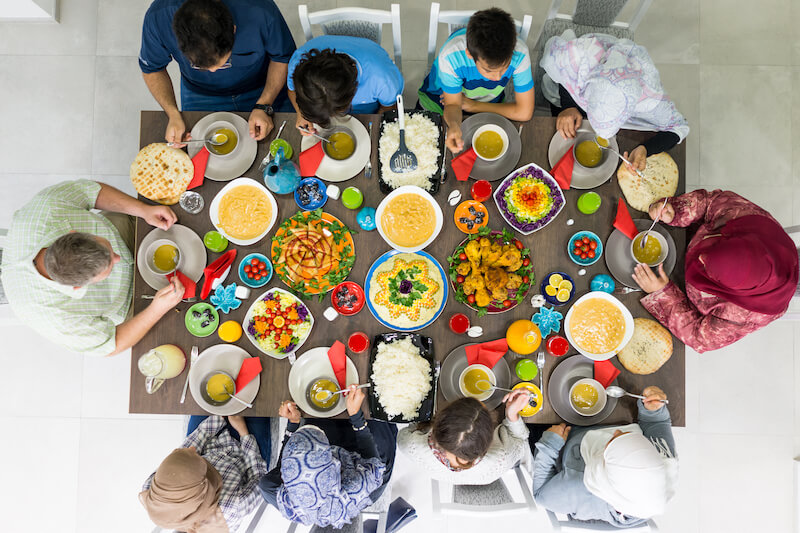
<box><xmin>244</xmin><ymin>265</ymin><xmax>251</xmax><ymax>273</ymax></box>
<box><xmin>574</xmin><ymin>240</ymin><xmax>582</xmax><ymax>248</ymax></box>
<box><xmin>247</xmin><ymin>272</ymin><xmax>254</xmax><ymax>279</ymax></box>
<box><xmin>258</xmin><ymin>262</ymin><xmax>266</xmax><ymax>270</ymax></box>
<box><xmin>573</xmin><ymin>248</ymin><xmax>582</xmax><ymax>256</ymax></box>
<box><xmin>581</xmin><ymin>245</ymin><xmax>588</xmax><ymax>252</ymax></box>
<box><xmin>522</xmin><ymin>258</ymin><xmax>530</xmax><ymax>266</ymax></box>
<box><xmin>251</xmin><ymin>258</ymin><xmax>259</xmax><ymax>265</ymax></box>
<box><xmin>503</xmin><ymin>299</ymin><xmax>513</xmax><ymax>308</ymax></box>
<box><xmin>456</xmin><ymin>275</ymin><xmax>465</xmax><ymax>284</ymax></box>
<box><xmin>459</xmin><ymin>252</ymin><xmax>467</xmax><ymax>261</ymax></box>
<box><xmin>514</xmin><ymin>240</ymin><xmax>524</xmax><ymax>250</ymax></box>
<box><xmin>580</xmin><ymin>253</ymin><xmax>587</xmax><ymax>259</ymax></box>
<box><xmin>587</xmin><ymin>250</ymin><xmax>595</xmax><ymax>259</ymax></box>
<box><xmin>522</xmin><ymin>275</ymin><xmax>529</xmax><ymax>284</ymax></box>
<box><xmin>582</xmin><ymin>236</ymin><xmax>590</xmax><ymax>244</ymax></box>
<box><xmin>589</xmin><ymin>241</ymin><xmax>597</xmax><ymax>250</ymax></box>
<box><xmin>254</xmin><ymin>274</ymin><xmax>261</xmax><ymax>280</ymax></box>
<box><xmin>467</xmin><ymin>294</ymin><xmax>476</xmax><ymax>304</ymax></box>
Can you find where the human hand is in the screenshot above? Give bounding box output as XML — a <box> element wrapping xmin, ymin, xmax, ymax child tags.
<box><xmin>165</xmin><ymin>114</ymin><xmax>189</xmax><ymax>148</ymax></box>
<box><xmin>142</xmin><ymin>204</ymin><xmax>177</xmax><ymax>231</ymax></box>
<box><xmin>556</xmin><ymin>108</ymin><xmax>583</xmax><ymax>139</ymax></box>
<box><xmin>503</xmin><ymin>389</ymin><xmax>532</xmax><ymax>422</ymax></box>
<box><xmin>648</xmin><ymin>199</ymin><xmax>675</xmax><ymax>224</ymax></box>
<box><xmin>149</xmin><ymin>276</ymin><xmax>184</xmax><ymax>313</ymax></box>
<box><xmin>623</xmin><ymin>145</ymin><xmax>647</xmax><ymax>172</ymax></box>
<box><xmin>446</xmin><ymin>127</ymin><xmax>464</xmax><ymax>154</ymax></box>
<box><xmin>642</xmin><ymin>386</ymin><xmax>668</xmax><ymax>410</ymax></box>
<box><xmin>249</xmin><ymin>109</ymin><xmax>273</xmax><ymax>141</ymax></box>
<box><xmin>279</xmin><ymin>400</ymin><xmax>301</xmax><ymax>423</ymax></box>
<box><xmin>296</xmin><ymin>115</ymin><xmax>316</xmax><ymax>136</ymax></box>
<box><xmin>632</xmin><ymin>263</ymin><xmax>670</xmax><ymax>293</ymax></box>
<box><xmin>460</xmin><ymin>97</ymin><xmax>479</xmax><ymax>114</ymax></box>
<box><xmin>344</xmin><ymin>384</ymin><xmax>366</xmax><ymax>416</ymax></box>
<box><xmin>545</xmin><ymin>423</ymin><xmax>571</xmax><ymax>441</ymax></box>
<box><xmin>227</xmin><ymin>415</ymin><xmax>249</xmax><ymax>436</ymax></box>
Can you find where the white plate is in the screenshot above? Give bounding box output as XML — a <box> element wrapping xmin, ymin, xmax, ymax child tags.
<box><xmin>208</xmin><ymin>177</ymin><xmax>278</xmax><ymax>246</ymax></box>
<box><xmin>188</xmin><ymin>112</ymin><xmax>258</xmax><ymax>181</ymax></box>
<box><xmin>242</xmin><ymin>287</ymin><xmax>315</xmax><ymax>360</ymax></box>
<box><xmin>547</xmin><ymin>125</ymin><xmax>620</xmax><ymax>189</ymax></box>
<box><xmin>300</xmin><ymin>116</ymin><xmax>370</xmax><ymax>182</ymax></box>
<box><xmin>374</xmin><ymin>185</ymin><xmax>443</xmax><ymax>253</ymax></box>
<box><xmin>564</xmin><ymin>291</ymin><xmax>634</xmax><ymax>361</ymax></box>
<box><xmin>288</xmin><ymin>346</ymin><xmax>359</xmax><ymax>418</ymax></box>
<box><xmin>188</xmin><ymin>344</ymin><xmax>260</xmax><ymax>415</ymax></box>
<box><xmin>137</xmin><ymin>224</ymin><xmax>206</xmax><ymax>291</ymax></box>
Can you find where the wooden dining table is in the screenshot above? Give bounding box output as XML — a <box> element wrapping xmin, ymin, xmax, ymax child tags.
<box><xmin>129</xmin><ymin>111</ymin><xmax>686</xmax><ymax>427</ymax></box>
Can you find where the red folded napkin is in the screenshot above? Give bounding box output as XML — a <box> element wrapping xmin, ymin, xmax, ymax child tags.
<box><xmin>594</xmin><ymin>360</ymin><xmax>620</xmax><ymax>388</ymax></box>
<box><xmin>551</xmin><ymin>147</ymin><xmax>575</xmax><ymax>190</ymax></box>
<box><xmin>614</xmin><ymin>198</ymin><xmax>639</xmax><ymax>240</ymax></box>
<box><xmin>200</xmin><ymin>249</ymin><xmax>237</xmax><ymax>300</ymax></box>
<box><xmin>187</xmin><ymin>147</ymin><xmax>210</xmax><ymax>190</ymax></box>
<box><xmin>464</xmin><ymin>339</ymin><xmax>508</xmax><ymax>369</ymax></box>
<box><xmin>235</xmin><ymin>357</ymin><xmax>263</xmax><ymax>393</ymax></box>
<box><xmin>451</xmin><ymin>147</ymin><xmax>478</xmax><ymax>181</ymax></box>
<box><xmin>299</xmin><ymin>141</ymin><xmax>325</xmax><ymax>177</ymax></box>
<box><xmin>327</xmin><ymin>341</ymin><xmax>347</xmax><ymax>389</ymax></box>
<box><xmin>165</xmin><ymin>269</ymin><xmax>196</xmax><ymax>299</ymax></box>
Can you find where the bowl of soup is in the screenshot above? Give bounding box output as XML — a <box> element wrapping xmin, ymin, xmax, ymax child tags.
<box><xmin>201</xmin><ymin>370</ymin><xmax>236</xmax><ymax>406</ymax></box>
<box><xmin>564</xmin><ymin>292</ymin><xmax>634</xmax><ymax>360</ymax></box>
<box><xmin>375</xmin><ymin>185</ymin><xmax>443</xmax><ymax>252</ymax></box>
<box><xmin>322</xmin><ymin>126</ymin><xmax>357</xmax><ymax>161</ymax></box>
<box><xmin>145</xmin><ymin>238</ymin><xmax>182</xmax><ymax>276</ymax></box>
<box><xmin>568</xmin><ymin>378</ymin><xmax>607</xmax><ymax>416</ymax></box>
<box><xmin>630</xmin><ymin>231</ymin><xmax>669</xmax><ymax>267</ymax></box>
<box><xmin>306</xmin><ymin>377</ymin><xmax>341</xmax><ymax>412</ymax></box>
<box><xmin>472</xmin><ymin>124</ymin><xmax>509</xmax><ymax>162</ymax></box>
<box><xmin>572</xmin><ymin>132</ymin><xmax>609</xmax><ymax>170</ymax></box>
<box><xmin>204</xmin><ymin>120</ymin><xmax>240</xmax><ymax>157</ymax></box>
<box><xmin>458</xmin><ymin>364</ymin><xmax>496</xmax><ymax>401</ymax></box>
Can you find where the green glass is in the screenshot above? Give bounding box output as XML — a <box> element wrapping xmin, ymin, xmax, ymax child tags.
<box><xmin>270</xmin><ymin>138</ymin><xmax>293</xmax><ymax>159</ymax></box>
<box><xmin>341</xmin><ymin>187</ymin><xmax>364</xmax><ymax>210</ymax></box>
<box><xmin>515</xmin><ymin>358</ymin><xmax>539</xmax><ymax>381</ymax></box>
<box><xmin>577</xmin><ymin>192</ymin><xmax>602</xmax><ymax>215</ymax></box>
<box><xmin>203</xmin><ymin>231</ymin><xmax>228</xmax><ymax>252</ymax></box>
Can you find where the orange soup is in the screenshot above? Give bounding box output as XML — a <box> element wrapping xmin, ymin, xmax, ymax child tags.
<box><xmin>381</xmin><ymin>193</ymin><xmax>435</xmax><ymax>248</ymax></box>
<box><xmin>569</xmin><ymin>298</ymin><xmax>626</xmax><ymax>354</ymax></box>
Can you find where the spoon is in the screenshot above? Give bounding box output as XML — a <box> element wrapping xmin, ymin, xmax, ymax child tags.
<box><xmin>313</xmin><ymin>383</ymin><xmax>371</xmax><ymax>403</ymax></box>
<box><xmin>640</xmin><ymin>196</ymin><xmax>669</xmax><ymax>248</ymax></box>
<box><xmin>168</xmin><ymin>133</ymin><xmax>227</xmax><ymax>148</ymax></box>
<box><xmin>389</xmin><ymin>94</ymin><xmax>418</xmax><ymax>173</ymax></box>
<box><xmin>605</xmin><ymin>385</ymin><xmax>669</xmax><ymax>404</ymax></box>
<box><xmin>298</xmin><ymin>126</ymin><xmax>332</xmax><ymax>144</ymax></box>
<box><xmin>594</xmin><ymin>136</ymin><xmax>644</xmax><ymax>178</ymax></box>
<box><xmin>225</xmin><ymin>391</ymin><xmax>254</xmax><ymax>409</ymax></box>
<box><xmin>475</xmin><ymin>381</ymin><xmax>538</xmax><ymax>407</ymax></box>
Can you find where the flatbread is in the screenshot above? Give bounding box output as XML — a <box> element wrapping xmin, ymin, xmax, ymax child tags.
<box><xmin>617</xmin><ymin>318</ymin><xmax>673</xmax><ymax>375</ymax></box>
<box><xmin>130</xmin><ymin>143</ymin><xmax>193</xmax><ymax>205</ymax></box>
<box><xmin>616</xmin><ymin>152</ymin><xmax>678</xmax><ymax>212</ymax></box>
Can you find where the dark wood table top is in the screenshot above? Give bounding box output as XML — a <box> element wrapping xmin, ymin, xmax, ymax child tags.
<box><xmin>130</xmin><ymin>111</ymin><xmax>686</xmax><ymax>426</ymax></box>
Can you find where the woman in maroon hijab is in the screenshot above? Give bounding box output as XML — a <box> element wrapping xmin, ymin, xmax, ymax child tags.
<box><xmin>632</xmin><ymin>189</ymin><xmax>798</xmax><ymax>353</ymax></box>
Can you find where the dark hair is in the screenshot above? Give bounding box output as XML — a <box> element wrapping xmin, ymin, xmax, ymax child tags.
<box><xmin>429</xmin><ymin>398</ymin><xmax>495</xmax><ymax>469</ymax></box>
<box><xmin>172</xmin><ymin>0</ymin><xmax>235</xmax><ymax>69</ymax></box>
<box><xmin>45</xmin><ymin>233</ymin><xmax>112</xmax><ymax>286</ymax></box>
<box><xmin>292</xmin><ymin>49</ymin><xmax>358</xmax><ymax>128</ymax></box>
<box><xmin>466</xmin><ymin>8</ymin><xmax>517</xmax><ymax>68</ymax></box>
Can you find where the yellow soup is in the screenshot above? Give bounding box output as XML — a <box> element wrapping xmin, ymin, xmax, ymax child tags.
<box><xmin>571</xmin><ymin>383</ymin><xmax>599</xmax><ymax>409</ymax></box>
<box><xmin>575</xmin><ymin>140</ymin><xmax>602</xmax><ymax>168</ymax></box>
<box><xmin>632</xmin><ymin>234</ymin><xmax>663</xmax><ymax>265</ymax></box>
<box><xmin>217</xmin><ymin>185</ymin><xmax>273</xmax><ymax>240</ymax></box>
<box><xmin>206</xmin><ymin>373</ymin><xmax>235</xmax><ymax>403</ymax></box>
<box><xmin>325</xmin><ymin>131</ymin><xmax>355</xmax><ymax>160</ymax></box>
<box><xmin>569</xmin><ymin>298</ymin><xmax>626</xmax><ymax>354</ymax></box>
<box><xmin>462</xmin><ymin>367</ymin><xmax>491</xmax><ymax>396</ymax></box>
<box><xmin>474</xmin><ymin>130</ymin><xmax>504</xmax><ymax>159</ymax></box>
<box><xmin>211</xmin><ymin>127</ymin><xmax>238</xmax><ymax>156</ymax></box>
<box><xmin>308</xmin><ymin>378</ymin><xmax>338</xmax><ymax>409</ymax></box>
<box><xmin>153</xmin><ymin>244</ymin><xmax>178</xmax><ymax>272</ymax></box>
<box><xmin>381</xmin><ymin>193</ymin><xmax>436</xmax><ymax>248</ymax></box>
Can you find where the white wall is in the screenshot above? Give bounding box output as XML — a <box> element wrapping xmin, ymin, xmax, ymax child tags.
<box><xmin>0</xmin><ymin>0</ymin><xmax>57</xmax><ymax>21</ymax></box>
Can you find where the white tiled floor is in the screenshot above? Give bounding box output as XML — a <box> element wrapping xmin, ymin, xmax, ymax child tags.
<box><xmin>1</xmin><ymin>1</ymin><xmax>798</xmax><ymax>532</ymax></box>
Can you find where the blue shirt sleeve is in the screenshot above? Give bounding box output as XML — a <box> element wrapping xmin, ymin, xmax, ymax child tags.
<box><xmin>286</xmin><ymin>48</ymin><xmax>302</xmax><ymax>92</ymax></box>
<box><xmin>138</xmin><ymin>5</ymin><xmax>173</xmax><ymax>74</ymax></box>
<box><xmin>374</xmin><ymin>60</ymin><xmax>404</xmax><ymax>107</ymax></box>
<box><xmin>262</xmin><ymin>0</ymin><xmax>296</xmax><ymax>64</ymax></box>
<box><xmin>511</xmin><ymin>49</ymin><xmax>534</xmax><ymax>93</ymax></box>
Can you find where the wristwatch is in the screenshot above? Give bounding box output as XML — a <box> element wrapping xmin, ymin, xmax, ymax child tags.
<box><xmin>253</xmin><ymin>103</ymin><xmax>274</xmax><ymax>116</ymax></box>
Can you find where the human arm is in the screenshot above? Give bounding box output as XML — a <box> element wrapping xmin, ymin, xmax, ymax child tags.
<box><xmin>636</xmin><ymin>388</ymin><xmax>676</xmax><ymax>457</ymax></box>
<box><xmin>460</xmin><ymin>88</ymin><xmax>534</xmax><ymax>122</ymax></box>
<box><xmin>228</xmin><ymin>416</ymin><xmax>268</xmax><ymax>483</ymax></box>
<box><xmin>657</xmin><ymin>189</ymin><xmax>772</xmax><ymax>229</ymax></box>
<box><xmin>142</xmin><ymin>70</ymin><xmax>188</xmax><ymax>147</ymax></box>
<box><xmin>442</xmin><ymin>92</ymin><xmax>464</xmax><ymax>153</ymax></box>
<box><xmin>345</xmin><ymin>385</ymin><xmax>381</xmax><ymax>460</ymax></box>
<box><xmin>555</xmin><ymin>84</ymin><xmax>584</xmax><ymax>139</ymax></box>
<box><xmin>94</xmin><ymin>182</ymin><xmax>177</xmax><ymax>230</ymax></box>
<box><xmin>248</xmin><ymin>61</ymin><xmax>288</xmax><ymax>140</ymax></box>
<box><xmin>288</xmin><ymin>89</ymin><xmax>315</xmax><ymax>135</ymax></box>
<box><xmin>258</xmin><ymin>401</ymin><xmax>301</xmax><ymax>506</ymax></box>
<box><xmin>532</xmin><ymin>424</ymin><xmax>569</xmax><ymax>495</ymax></box>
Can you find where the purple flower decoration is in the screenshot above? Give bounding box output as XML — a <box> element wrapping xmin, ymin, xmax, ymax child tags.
<box><xmin>399</xmin><ymin>279</ymin><xmax>413</xmax><ymax>294</ymax></box>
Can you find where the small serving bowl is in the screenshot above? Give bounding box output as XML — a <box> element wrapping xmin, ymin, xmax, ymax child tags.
<box><xmin>331</xmin><ymin>281</ymin><xmax>365</xmax><ymax>316</ymax></box>
<box><xmin>568</xmin><ymin>378</ymin><xmax>607</xmax><ymax>416</ymax></box>
<box><xmin>472</xmin><ymin>124</ymin><xmax>509</xmax><ymax>162</ymax></box>
<box><xmin>204</xmin><ymin>120</ymin><xmax>240</xmax><ymax>158</ymax></box>
<box><xmin>322</xmin><ymin>126</ymin><xmax>357</xmax><ymax>161</ymax></box>
<box><xmin>572</xmin><ymin>132</ymin><xmax>609</xmax><ymax>171</ymax></box>
<box><xmin>540</xmin><ymin>271</ymin><xmax>575</xmax><ymax>307</ymax></box>
<box><xmin>567</xmin><ymin>230</ymin><xmax>603</xmax><ymax>266</ymax></box>
<box><xmin>145</xmin><ymin>238</ymin><xmax>182</xmax><ymax>276</ymax></box>
<box><xmin>305</xmin><ymin>377</ymin><xmax>341</xmax><ymax>412</ymax></box>
<box><xmin>200</xmin><ymin>370</ymin><xmax>236</xmax><ymax>406</ymax></box>
<box><xmin>630</xmin><ymin>230</ymin><xmax>669</xmax><ymax>267</ymax></box>
<box><xmin>458</xmin><ymin>363</ymin><xmax>496</xmax><ymax>402</ymax></box>
<box><xmin>238</xmin><ymin>253</ymin><xmax>273</xmax><ymax>288</ymax></box>
<box><xmin>294</xmin><ymin>177</ymin><xmax>328</xmax><ymax>211</ymax></box>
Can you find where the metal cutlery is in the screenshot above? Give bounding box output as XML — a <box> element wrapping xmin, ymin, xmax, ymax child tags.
<box><xmin>225</xmin><ymin>392</ymin><xmax>254</xmax><ymax>409</ymax></box>
<box><xmin>640</xmin><ymin>197</ymin><xmax>669</xmax><ymax>248</ymax></box>
<box><xmin>259</xmin><ymin>120</ymin><xmax>287</xmax><ymax>171</ymax></box>
<box><xmin>537</xmin><ymin>350</ymin><xmax>546</xmax><ymax>396</ymax></box>
<box><xmin>298</xmin><ymin>126</ymin><xmax>331</xmax><ymax>144</ymax></box>
<box><xmin>140</xmin><ymin>295</ymin><xmax>197</xmax><ymax>303</ymax></box>
<box><xmin>313</xmin><ymin>383</ymin><xmax>372</xmax><ymax>403</ymax></box>
<box><xmin>594</xmin><ymin>136</ymin><xmax>644</xmax><ymax>178</ymax></box>
<box><xmin>168</xmin><ymin>133</ymin><xmax>227</xmax><ymax>148</ymax></box>
<box><xmin>180</xmin><ymin>346</ymin><xmax>198</xmax><ymax>404</ymax></box>
<box><xmin>365</xmin><ymin>121</ymin><xmax>373</xmax><ymax>179</ymax></box>
<box><xmin>605</xmin><ymin>385</ymin><xmax>669</xmax><ymax>404</ymax></box>
<box><xmin>475</xmin><ymin>380</ymin><xmax>538</xmax><ymax>407</ymax></box>
<box><xmin>613</xmin><ymin>286</ymin><xmax>642</xmax><ymax>295</ymax></box>
<box><xmin>440</xmin><ymin>127</ymin><xmax>449</xmax><ymax>183</ymax></box>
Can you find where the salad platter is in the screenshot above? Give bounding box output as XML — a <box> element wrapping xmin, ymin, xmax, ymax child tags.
<box><xmin>493</xmin><ymin>163</ymin><xmax>565</xmax><ymax>235</ymax></box>
<box><xmin>242</xmin><ymin>288</ymin><xmax>314</xmax><ymax>359</ymax></box>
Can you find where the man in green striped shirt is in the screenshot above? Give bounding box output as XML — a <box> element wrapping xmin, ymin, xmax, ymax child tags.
<box><xmin>1</xmin><ymin>180</ymin><xmax>184</xmax><ymax>356</ymax></box>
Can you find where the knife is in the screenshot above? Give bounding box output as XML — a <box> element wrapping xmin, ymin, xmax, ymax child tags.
<box><xmin>180</xmin><ymin>346</ymin><xmax>199</xmax><ymax>404</ymax></box>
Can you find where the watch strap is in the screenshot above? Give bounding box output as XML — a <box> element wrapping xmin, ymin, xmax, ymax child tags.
<box><xmin>253</xmin><ymin>103</ymin><xmax>274</xmax><ymax>116</ymax></box>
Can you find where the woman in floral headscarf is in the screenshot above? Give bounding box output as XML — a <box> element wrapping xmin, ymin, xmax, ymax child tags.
<box><xmin>540</xmin><ymin>32</ymin><xmax>689</xmax><ymax>172</ymax></box>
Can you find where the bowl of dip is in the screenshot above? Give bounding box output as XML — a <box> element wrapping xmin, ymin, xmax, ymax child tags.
<box><xmin>572</xmin><ymin>132</ymin><xmax>609</xmax><ymax>170</ymax></box>
<box><xmin>204</xmin><ymin>120</ymin><xmax>240</xmax><ymax>158</ymax></box>
<box><xmin>472</xmin><ymin>124</ymin><xmax>509</xmax><ymax>162</ymax></box>
<box><xmin>630</xmin><ymin>230</ymin><xmax>669</xmax><ymax>267</ymax></box>
<box><xmin>568</xmin><ymin>378</ymin><xmax>607</xmax><ymax>416</ymax></box>
<box><xmin>375</xmin><ymin>185</ymin><xmax>443</xmax><ymax>253</ymax></box>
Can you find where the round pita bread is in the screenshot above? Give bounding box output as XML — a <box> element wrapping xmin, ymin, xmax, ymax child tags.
<box><xmin>617</xmin><ymin>318</ymin><xmax>673</xmax><ymax>375</ymax></box>
<box><xmin>130</xmin><ymin>143</ymin><xmax>193</xmax><ymax>205</ymax></box>
<box><xmin>616</xmin><ymin>152</ymin><xmax>678</xmax><ymax>212</ymax></box>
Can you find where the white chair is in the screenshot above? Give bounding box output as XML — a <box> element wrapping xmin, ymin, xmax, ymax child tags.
<box><xmin>780</xmin><ymin>224</ymin><xmax>800</xmax><ymax>320</ymax></box>
<box><xmin>426</xmin><ymin>3</ymin><xmax>533</xmax><ymax>69</ymax></box>
<box><xmin>0</xmin><ymin>228</ymin><xmax>8</xmax><ymax>305</ymax></box>
<box><xmin>430</xmin><ymin>465</ymin><xmax>536</xmax><ymax>516</ymax></box>
<box><xmin>546</xmin><ymin>510</ymin><xmax>659</xmax><ymax>531</ymax></box>
<box><xmin>298</xmin><ymin>4</ymin><xmax>402</xmax><ymax>74</ymax></box>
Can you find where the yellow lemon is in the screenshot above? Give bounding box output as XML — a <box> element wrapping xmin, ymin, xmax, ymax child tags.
<box><xmin>545</xmin><ymin>285</ymin><xmax>558</xmax><ymax>297</ymax></box>
<box><xmin>548</xmin><ymin>273</ymin><xmax>563</xmax><ymax>287</ymax></box>
<box><xmin>558</xmin><ymin>280</ymin><xmax>573</xmax><ymax>292</ymax></box>
<box><xmin>218</xmin><ymin>320</ymin><xmax>243</xmax><ymax>343</ymax></box>
<box><xmin>556</xmin><ymin>288</ymin><xmax>571</xmax><ymax>303</ymax></box>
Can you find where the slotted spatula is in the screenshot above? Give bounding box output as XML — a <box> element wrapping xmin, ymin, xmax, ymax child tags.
<box><xmin>389</xmin><ymin>94</ymin><xmax>418</xmax><ymax>173</ymax></box>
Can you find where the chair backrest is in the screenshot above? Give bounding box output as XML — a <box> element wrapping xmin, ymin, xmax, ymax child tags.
<box><xmin>541</xmin><ymin>0</ymin><xmax>652</xmax><ymax>34</ymax></box>
<box><xmin>426</xmin><ymin>2</ymin><xmax>533</xmax><ymax>69</ymax></box>
<box><xmin>298</xmin><ymin>4</ymin><xmax>402</xmax><ymax>74</ymax></box>
<box><xmin>0</xmin><ymin>228</ymin><xmax>8</xmax><ymax>305</ymax></box>
<box><xmin>430</xmin><ymin>465</ymin><xmax>536</xmax><ymax>516</ymax></box>
<box><xmin>547</xmin><ymin>509</ymin><xmax>659</xmax><ymax>531</ymax></box>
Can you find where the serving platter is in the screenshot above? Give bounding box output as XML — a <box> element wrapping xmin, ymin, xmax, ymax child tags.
<box><xmin>377</xmin><ymin>108</ymin><xmax>444</xmax><ymax>195</ymax></box>
<box><xmin>208</xmin><ymin>177</ymin><xmax>278</xmax><ymax>246</ymax></box>
<box><xmin>564</xmin><ymin>291</ymin><xmax>634</xmax><ymax>361</ymax></box>
<box><xmin>493</xmin><ymin>163</ymin><xmax>565</xmax><ymax>235</ymax></box>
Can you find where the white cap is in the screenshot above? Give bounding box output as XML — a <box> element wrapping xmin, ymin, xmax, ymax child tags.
<box><xmin>326</xmin><ymin>184</ymin><xmax>341</xmax><ymax>200</ymax></box>
<box><xmin>234</xmin><ymin>285</ymin><xmax>251</xmax><ymax>299</ymax></box>
<box><xmin>323</xmin><ymin>306</ymin><xmax>339</xmax><ymax>321</ymax></box>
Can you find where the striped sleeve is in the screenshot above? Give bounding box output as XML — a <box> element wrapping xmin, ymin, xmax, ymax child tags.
<box><xmin>511</xmin><ymin>46</ymin><xmax>534</xmax><ymax>93</ymax></box>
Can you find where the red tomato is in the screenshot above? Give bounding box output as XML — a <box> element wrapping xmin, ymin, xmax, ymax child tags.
<box><xmin>250</xmin><ymin>258</ymin><xmax>259</xmax><ymax>265</ymax></box>
<box><xmin>514</xmin><ymin>240</ymin><xmax>524</xmax><ymax>250</ymax></box>
<box><xmin>582</xmin><ymin>236</ymin><xmax>590</xmax><ymax>244</ymax></box>
<box><xmin>522</xmin><ymin>275</ymin><xmax>529</xmax><ymax>284</ymax></box>
<box><xmin>467</xmin><ymin>294</ymin><xmax>476</xmax><ymax>304</ymax></box>
<box><xmin>244</xmin><ymin>265</ymin><xmax>251</xmax><ymax>273</ymax></box>
<box><xmin>580</xmin><ymin>253</ymin><xmax>587</xmax><ymax>259</ymax></box>
<box><xmin>247</xmin><ymin>272</ymin><xmax>254</xmax><ymax>279</ymax></box>
<box><xmin>522</xmin><ymin>258</ymin><xmax>530</xmax><ymax>266</ymax></box>
<box><xmin>254</xmin><ymin>274</ymin><xmax>261</xmax><ymax>280</ymax></box>
<box><xmin>574</xmin><ymin>240</ymin><xmax>582</xmax><ymax>248</ymax></box>
<box><xmin>459</xmin><ymin>252</ymin><xmax>467</xmax><ymax>261</ymax></box>
<box><xmin>587</xmin><ymin>250</ymin><xmax>595</xmax><ymax>259</ymax></box>
<box><xmin>456</xmin><ymin>275</ymin><xmax>465</xmax><ymax>284</ymax></box>
<box><xmin>581</xmin><ymin>245</ymin><xmax>588</xmax><ymax>252</ymax></box>
<box><xmin>503</xmin><ymin>299</ymin><xmax>513</xmax><ymax>308</ymax></box>
<box><xmin>589</xmin><ymin>241</ymin><xmax>597</xmax><ymax>250</ymax></box>
<box><xmin>573</xmin><ymin>248</ymin><xmax>581</xmax><ymax>256</ymax></box>
<box><xmin>258</xmin><ymin>262</ymin><xmax>266</xmax><ymax>270</ymax></box>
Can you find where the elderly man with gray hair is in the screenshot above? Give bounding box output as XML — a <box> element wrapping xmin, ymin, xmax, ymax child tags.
<box><xmin>1</xmin><ymin>180</ymin><xmax>184</xmax><ymax>356</ymax></box>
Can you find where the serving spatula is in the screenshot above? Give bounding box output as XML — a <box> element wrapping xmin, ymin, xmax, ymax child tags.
<box><xmin>389</xmin><ymin>95</ymin><xmax>418</xmax><ymax>173</ymax></box>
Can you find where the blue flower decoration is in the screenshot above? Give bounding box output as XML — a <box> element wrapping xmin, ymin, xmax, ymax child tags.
<box><xmin>210</xmin><ymin>283</ymin><xmax>242</xmax><ymax>314</ymax></box>
<box><xmin>590</xmin><ymin>274</ymin><xmax>616</xmax><ymax>294</ymax></box>
<box><xmin>531</xmin><ymin>306</ymin><xmax>563</xmax><ymax>337</ymax></box>
<box><xmin>357</xmin><ymin>207</ymin><xmax>376</xmax><ymax>231</ymax></box>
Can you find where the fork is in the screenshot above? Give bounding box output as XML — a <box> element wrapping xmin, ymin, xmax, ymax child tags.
<box><xmin>259</xmin><ymin>120</ymin><xmax>287</xmax><ymax>171</ymax></box>
<box><xmin>140</xmin><ymin>295</ymin><xmax>197</xmax><ymax>303</ymax></box>
<box><xmin>180</xmin><ymin>346</ymin><xmax>198</xmax><ymax>404</ymax></box>
<box><xmin>613</xmin><ymin>286</ymin><xmax>641</xmax><ymax>295</ymax></box>
<box><xmin>537</xmin><ymin>350</ymin><xmax>546</xmax><ymax>395</ymax></box>
<box><xmin>365</xmin><ymin>121</ymin><xmax>373</xmax><ymax>179</ymax></box>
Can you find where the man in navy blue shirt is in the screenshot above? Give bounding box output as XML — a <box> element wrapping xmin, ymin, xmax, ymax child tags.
<box><xmin>139</xmin><ymin>0</ymin><xmax>295</xmax><ymax>144</ymax></box>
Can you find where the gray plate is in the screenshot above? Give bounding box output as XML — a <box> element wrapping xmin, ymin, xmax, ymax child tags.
<box><xmin>547</xmin><ymin>354</ymin><xmax>618</xmax><ymax>426</ymax></box>
<box><xmin>605</xmin><ymin>219</ymin><xmax>677</xmax><ymax>289</ymax></box>
<box><xmin>439</xmin><ymin>343</ymin><xmax>511</xmax><ymax>410</ymax></box>
<box><xmin>547</xmin><ymin>125</ymin><xmax>620</xmax><ymax>189</ymax></box>
<box><xmin>458</xmin><ymin>113</ymin><xmax>522</xmax><ymax>181</ymax></box>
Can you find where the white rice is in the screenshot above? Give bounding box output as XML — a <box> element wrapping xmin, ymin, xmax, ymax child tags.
<box><xmin>379</xmin><ymin>113</ymin><xmax>440</xmax><ymax>191</ymax></box>
<box><xmin>371</xmin><ymin>337</ymin><xmax>432</xmax><ymax>419</ymax></box>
